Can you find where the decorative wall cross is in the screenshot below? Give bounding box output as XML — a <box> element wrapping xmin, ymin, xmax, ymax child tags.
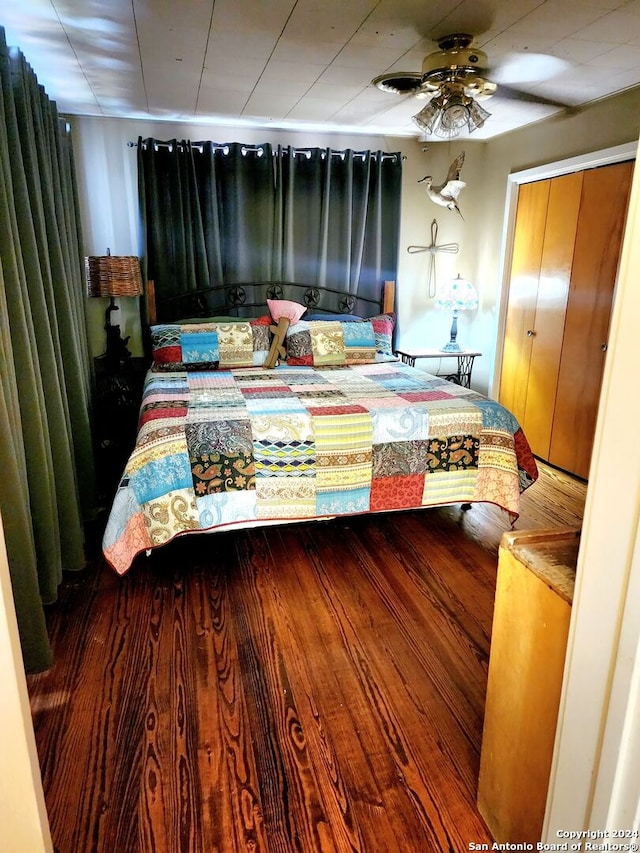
<box><xmin>407</xmin><ymin>219</ymin><xmax>459</xmax><ymax>298</ymax></box>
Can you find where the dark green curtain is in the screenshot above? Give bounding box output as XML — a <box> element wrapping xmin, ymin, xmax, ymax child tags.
<box><xmin>0</xmin><ymin>28</ymin><xmax>95</xmax><ymax>672</ymax></box>
<box><xmin>138</xmin><ymin>140</ymin><xmax>277</xmax><ymax>315</ymax></box>
<box><xmin>138</xmin><ymin>139</ymin><xmax>401</xmax><ymax>318</ymax></box>
<box><xmin>274</xmin><ymin>146</ymin><xmax>401</xmax><ymax>304</ymax></box>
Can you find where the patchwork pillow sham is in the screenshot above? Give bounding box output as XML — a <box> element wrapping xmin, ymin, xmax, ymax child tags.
<box><xmin>285</xmin><ymin>313</ymin><xmax>397</xmax><ymax>366</ymax></box>
<box><xmin>150</xmin><ymin>317</ymin><xmax>271</xmax><ymax>370</ymax></box>
<box><xmin>370</xmin><ymin>312</ymin><xmax>397</xmax><ymax>362</ymax></box>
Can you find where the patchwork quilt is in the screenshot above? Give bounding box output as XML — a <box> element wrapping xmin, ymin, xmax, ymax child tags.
<box><xmin>103</xmin><ymin>362</ymin><xmax>538</xmax><ymax>574</ymax></box>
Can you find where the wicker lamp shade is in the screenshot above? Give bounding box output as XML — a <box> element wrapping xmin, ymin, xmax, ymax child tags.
<box><xmin>85</xmin><ymin>255</ymin><xmax>143</xmax><ymax>298</ymax></box>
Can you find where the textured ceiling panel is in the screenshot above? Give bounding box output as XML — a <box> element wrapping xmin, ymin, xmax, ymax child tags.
<box><xmin>2</xmin><ymin>0</ymin><xmax>639</xmax><ymax>139</ymax></box>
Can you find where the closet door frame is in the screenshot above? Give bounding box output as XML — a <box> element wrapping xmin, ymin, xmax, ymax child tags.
<box><xmin>491</xmin><ymin>141</ymin><xmax>637</xmax><ymax>400</ymax></box>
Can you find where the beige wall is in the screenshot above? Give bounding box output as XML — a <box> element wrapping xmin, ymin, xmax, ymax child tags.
<box><xmin>395</xmin><ymin>140</ymin><xmax>484</xmax><ymax>371</ymax></box>
<box><xmin>72</xmin><ymin>87</ymin><xmax>640</xmax><ymax>395</ymax></box>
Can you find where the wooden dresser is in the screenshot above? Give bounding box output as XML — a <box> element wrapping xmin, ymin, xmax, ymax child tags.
<box><xmin>477</xmin><ymin>527</ymin><xmax>580</xmax><ymax>843</ymax></box>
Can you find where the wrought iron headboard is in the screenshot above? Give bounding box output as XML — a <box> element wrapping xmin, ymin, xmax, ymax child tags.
<box><xmin>146</xmin><ymin>280</ymin><xmax>395</xmax><ymax>325</ymax></box>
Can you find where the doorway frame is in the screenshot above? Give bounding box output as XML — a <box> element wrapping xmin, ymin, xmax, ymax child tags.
<box><xmin>542</xmin><ymin>138</ymin><xmax>640</xmax><ymax>836</ymax></box>
<box><xmin>491</xmin><ymin>138</ymin><xmax>640</xmax><ymax>835</ymax></box>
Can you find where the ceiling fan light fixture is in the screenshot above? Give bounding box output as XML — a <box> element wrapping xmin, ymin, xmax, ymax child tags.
<box><xmin>412</xmin><ymin>87</ymin><xmax>491</xmax><ymax>139</ymax></box>
<box><xmin>439</xmin><ymin>93</ymin><xmax>474</xmax><ymax>134</ymax></box>
<box><xmin>463</xmin><ymin>77</ymin><xmax>498</xmax><ymax>100</ymax></box>
<box><xmin>374</xmin><ymin>30</ymin><xmax>574</xmax><ymax>139</ymax></box>
<box><xmin>412</xmin><ymin>101</ymin><xmax>440</xmax><ymax>134</ymax></box>
<box><xmin>467</xmin><ymin>98</ymin><xmax>491</xmax><ymax>130</ymax></box>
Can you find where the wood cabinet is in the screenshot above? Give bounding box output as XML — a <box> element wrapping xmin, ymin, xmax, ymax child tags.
<box><xmin>499</xmin><ymin>160</ymin><xmax>633</xmax><ymax>479</ymax></box>
<box><xmin>477</xmin><ymin>527</ymin><xmax>579</xmax><ymax>844</ymax></box>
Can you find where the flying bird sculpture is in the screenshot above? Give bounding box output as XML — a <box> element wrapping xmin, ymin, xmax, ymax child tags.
<box><xmin>419</xmin><ymin>152</ymin><xmax>466</xmax><ymax>220</ymax></box>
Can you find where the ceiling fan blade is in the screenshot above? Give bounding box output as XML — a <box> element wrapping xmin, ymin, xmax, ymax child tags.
<box><xmin>495</xmin><ymin>84</ymin><xmax>578</xmax><ymax>112</ymax></box>
<box><xmin>429</xmin><ymin>0</ymin><xmax>496</xmax><ymax>44</ymax></box>
<box><xmin>372</xmin><ymin>72</ymin><xmax>424</xmax><ymax>95</ymax></box>
<box><xmin>489</xmin><ymin>52</ymin><xmax>571</xmax><ymax>85</ymax></box>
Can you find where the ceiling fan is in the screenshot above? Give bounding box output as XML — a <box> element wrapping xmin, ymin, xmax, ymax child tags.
<box><xmin>372</xmin><ymin>33</ymin><xmax>573</xmax><ymax>139</ymax></box>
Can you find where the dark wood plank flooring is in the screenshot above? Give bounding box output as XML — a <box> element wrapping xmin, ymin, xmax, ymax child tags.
<box><xmin>27</xmin><ymin>461</ymin><xmax>585</xmax><ymax>853</ymax></box>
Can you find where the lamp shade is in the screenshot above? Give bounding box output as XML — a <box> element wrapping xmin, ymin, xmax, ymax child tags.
<box><xmin>435</xmin><ymin>274</ymin><xmax>478</xmax><ymax>312</ymax></box>
<box><xmin>85</xmin><ymin>255</ymin><xmax>143</xmax><ymax>298</ymax></box>
<box><xmin>413</xmin><ymin>90</ymin><xmax>491</xmax><ymax>140</ymax></box>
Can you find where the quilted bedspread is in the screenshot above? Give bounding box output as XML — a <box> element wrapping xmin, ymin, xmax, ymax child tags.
<box><xmin>103</xmin><ymin>361</ymin><xmax>538</xmax><ymax>574</ymax></box>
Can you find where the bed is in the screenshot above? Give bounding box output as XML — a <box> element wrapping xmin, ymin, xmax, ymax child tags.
<box><xmin>102</xmin><ymin>281</ymin><xmax>538</xmax><ymax>575</ymax></box>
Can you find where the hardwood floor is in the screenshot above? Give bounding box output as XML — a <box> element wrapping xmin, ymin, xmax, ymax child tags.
<box><xmin>27</xmin><ymin>461</ymin><xmax>585</xmax><ymax>853</ymax></box>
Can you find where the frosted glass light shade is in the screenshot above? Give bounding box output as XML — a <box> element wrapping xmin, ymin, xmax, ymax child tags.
<box><xmin>435</xmin><ymin>274</ymin><xmax>478</xmax><ymax>311</ymax></box>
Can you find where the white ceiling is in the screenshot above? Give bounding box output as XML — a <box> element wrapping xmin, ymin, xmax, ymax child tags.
<box><xmin>2</xmin><ymin>0</ymin><xmax>640</xmax><ymax>140</ymax></box>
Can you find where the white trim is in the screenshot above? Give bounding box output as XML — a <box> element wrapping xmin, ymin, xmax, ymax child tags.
<box><xmin>593</xmin><ymin>526</ymin><xmax>640</xmax><ymax>829</ymax></box>
<box><xmin>543</xmin><ymin>136</ymin><xmax>640</xmax><ymax>836</ymax></box>
<box><xmin>489</xmin><ymin>141</ymin><xmax>637</xmax><ymax>397</ymax></box>
<box><xmin>508</xmin><ymin>141</ymin><xmax>637</xmax><ymax>184</ymax></box>
<box><xmin>488</xmin><ymin>181</ymin><xmax>519</xmax><ymax>398</ymax></box>
<box><xmin>0</xmin><ymin>512</ymin><xmax>53</xmax><ymax>853</ymax></box>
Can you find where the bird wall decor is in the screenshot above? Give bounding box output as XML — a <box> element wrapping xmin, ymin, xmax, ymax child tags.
<box><xmin>419</xmin><ymin>151</ymin><xmax>466</xmax><ymax>219</ymax></box>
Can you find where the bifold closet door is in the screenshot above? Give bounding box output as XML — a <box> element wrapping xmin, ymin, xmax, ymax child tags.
<box><xmin>548</xmin><ymin>160</ymin><xmax>634</xmax><ymax>479</ymax></box>
<box><xmin>500</xmin><ymin>172</ymin><xmax>583</xmax><ymax>460</ymax></box>
<box><xmin>499</xmin><ymin>180</ymin><xmax>549</xmax><ymax>426</ymax></box>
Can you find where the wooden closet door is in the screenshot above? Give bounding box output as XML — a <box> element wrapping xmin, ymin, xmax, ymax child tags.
<box><xmin>499</xmin><ymin>180</ymin><xmax>549</xmax><ymax>424</ymax></box>
<box><xmin>549</xmin><ymin>160</ymin><xmax>634</xmax><ymax>479</ymax></box>
<box><xmin>522</xmin><ymin>172</ymin><xmax>583</xmax><ymax>459</ymax></box>
<box><xmin>500</xmin><ymin>173</ymin><xmax>583</xmax><ymax>460</ymax></box>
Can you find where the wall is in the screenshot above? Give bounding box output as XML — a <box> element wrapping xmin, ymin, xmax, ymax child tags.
<box><xmin>71</xmin><ymin>115</ymin><xmax>486</xmax><ymax>381</ymax></box>
<box><xmin>395</xmin><ymin>141</ymin><xmax>484</xmax><ymax>359</ymax></box>
<box><xmin>71</xmin><ymin>116</ymin><xmax>415</xmax><ymax>360</ymax></box>
<box><xmin>72</xmin><ymin>87</ymin><xmax>640</xmax><ymax>395</ymax></box>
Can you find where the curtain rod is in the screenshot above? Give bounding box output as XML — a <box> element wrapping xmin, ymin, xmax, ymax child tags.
<box><xmin>127</xmin><ymin>140</ymin><xmax>403</xmax><ymax>160</ymax></box>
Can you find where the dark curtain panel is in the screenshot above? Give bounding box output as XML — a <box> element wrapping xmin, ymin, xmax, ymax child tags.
<box><xmin>138</xmin><ymin>139</ymin><xmax>401</xmax><ymax>319</ymax></box>
<box><xmin>138</xmin><ymin>140</ymin><xmax>277</xmax><ymax>320</ymax></box>
<box><xmin>0</xmin><ymin>28</ymin><xmax>94</xmax><ymax>672</ymax></box>
<box><xmin>198</xmin><ymin>142</ymin><xmax>277</xmax><ymax>283</ymax></box>
<box><xmin>275</xmin><ymin>146</ymin><xmax>401</xmax><ymax>304</ymax></box>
